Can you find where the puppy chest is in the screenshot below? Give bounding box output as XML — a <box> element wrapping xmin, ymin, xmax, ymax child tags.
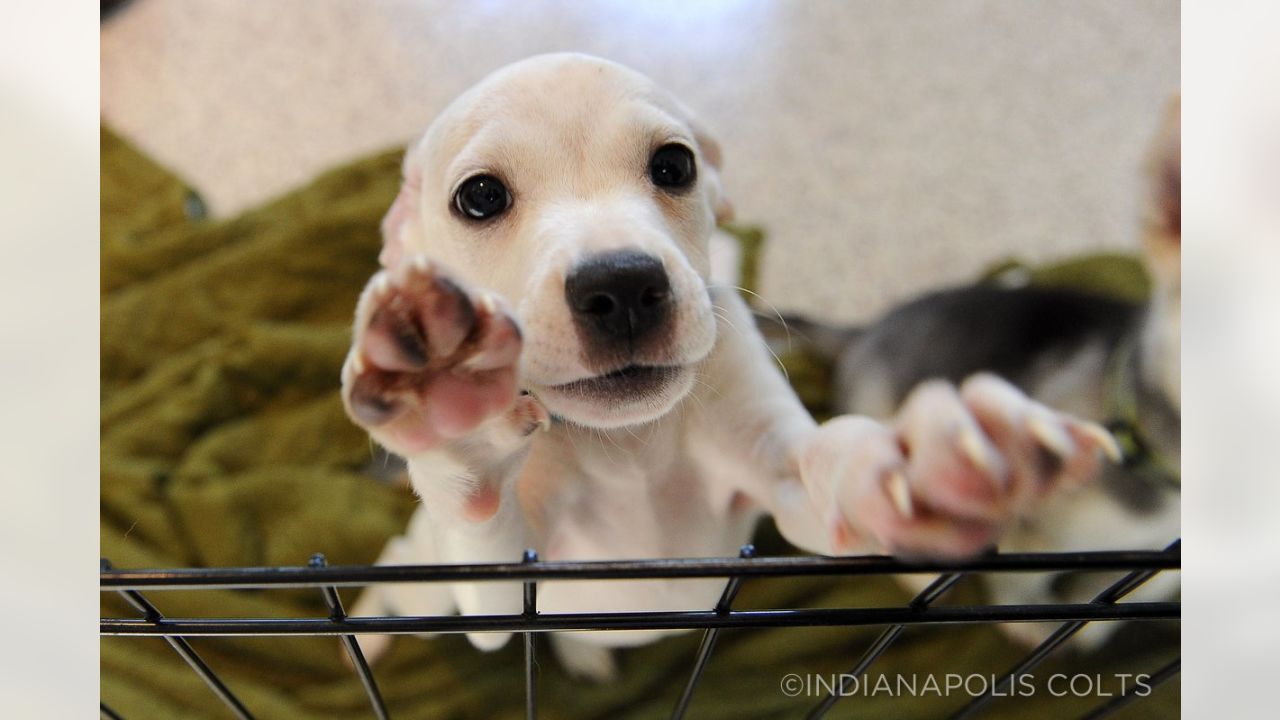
<box><xmin>517</xmin><ymin>433</ymin><xmax>750</xmax><ymax>560</ymax></box>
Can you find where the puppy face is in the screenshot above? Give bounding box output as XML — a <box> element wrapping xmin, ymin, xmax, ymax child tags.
<box><xmin>382</xmin><ymin>54</ymin><xmax>730</xmax><ymax>429</ymax></box>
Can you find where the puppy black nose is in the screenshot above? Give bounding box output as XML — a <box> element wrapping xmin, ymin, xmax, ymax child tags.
<box><xmin>565</xmin><ymin>251</ymin><xmax>672</xmax><ymax>345</ymax></box>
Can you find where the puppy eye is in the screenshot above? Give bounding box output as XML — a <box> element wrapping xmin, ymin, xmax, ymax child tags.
<box><xmin>454</xmin><ymin>175</ymin><xmax>511</xmax><ymax>220</ymax></box>
<box><xmin>649</xmin><ymin>144</ymin><xmax>696</xmax><ymax>191</ymax></box>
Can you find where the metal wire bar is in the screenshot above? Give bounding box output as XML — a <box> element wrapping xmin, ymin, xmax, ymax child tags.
<box><xmin>1077</xmin><ymin>657</ymin><xmax>1180</xmax><ymax>720</ymax></box>
<box><xmin>949</xmin><ymin>540</ymin><xmax>1180</xmax><ymax>720</ymax></box>
<box><xmin>805</xmin><ymin>572</ymin><xmax>964</xmax><ymax>719</ymax></box>
<box><xmin>670</xmin><ymin>544</ymin><xmax>756</xmax><ymax>720</ymax></box>
<box><xmin>309</xmin><ymin>554</ymin><xmax>390</xmax><ymax>720</ymax></box>
<box><xmin>522</xmin><ymin>549</ymin><xmax>538</xmax><ymax>720</ymax></box>
<box><xmin>102</xmin><ymin>600</ymin><xmax>1176</xmax><ymax>638</ymax></box>
<box><xmin>99</xmin><ymin>548</ymin><xmax>1180</xmax><ymax>591</ymax></box>
<box><xmin>100</xmin><ymin>702</ymin><xmax>124</xmax><ymax>720</ymax></box>
<box><xmin>102</xmin><ymin>560</ymin><xmax>255</xmax><ymax>720</ymax></box>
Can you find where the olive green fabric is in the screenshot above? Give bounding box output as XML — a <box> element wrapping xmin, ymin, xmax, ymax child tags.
<box><xmin>979</xmin><ymin>255</ymin><xmax>1152</xmax><ymax>305</ymax></box>
<box><xmin>100</xmin><ymin>127</ymin><xmax>1177</xmax><ymax>719</ymax></box>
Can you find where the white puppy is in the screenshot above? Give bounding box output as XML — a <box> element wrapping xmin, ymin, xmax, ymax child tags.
<box><xmin>342</xmin><ymin>53</ymin><xmax>1117</xmax><ymax>679</ymax></box>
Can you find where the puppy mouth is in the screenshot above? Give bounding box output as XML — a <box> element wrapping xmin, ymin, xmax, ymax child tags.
<box><xmin>548</xmin><ymin>364</ymin><xmax>682</xmax><ymax>402</ymax></box>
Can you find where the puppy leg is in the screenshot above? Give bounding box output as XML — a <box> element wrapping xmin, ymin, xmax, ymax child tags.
<box><xmin>407</xmin><ymin>452</ymin><xmax>533</xmax><ymax>653</ymax></box>
<box><xmin>698</xmin><ymin>290</ymin><xmax>1115</xmax><ymax>559</ymax></box>
<box><xmin>551</xmin><ymin>635</ymin><xmax>619</xmax><ymax>683</ymax></box>
<box><xmin>343</xmin><ymin>257</ymin><xmax>550</xmax><ymax>653</ymax></box>
<box><xmin>349</xmin><ymin>508</ymin><xmax>457</xmax><ymax>662</ymax></box>
<box><xmin>797</xmin><ymin>374</ymin><xmax>1118</xmax><ymax>558</ymax></box>
<box><xmin>438</xmin><ymin>520</ymin><xmax>528</xmax><ymax>653</ymax></box>
<box><xmin>353</xmin><ymin>507</ymin><xmax>458</xmax><ymax>620</ymax></box>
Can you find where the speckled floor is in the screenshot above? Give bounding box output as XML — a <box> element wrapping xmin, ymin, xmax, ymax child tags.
<box><xmin>101</xmin><ymin>0</ymin><xmax>1177</xmax><ymax>322</ymax></box>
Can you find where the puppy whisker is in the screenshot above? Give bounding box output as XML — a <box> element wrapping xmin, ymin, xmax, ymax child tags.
<box><xmin>585</xmin><ymin>426</ymin><xmax>618</xmax><ymax>466</ymax></box>
<box><xmin>714</xmin><ymin>301</ymin><xmax>790</xmax><ymax>383</ymax></box>
<box><xmin>710</xmin><ymin>284</ymin><xmax>793</xmax><ymax>353</ymax></box>
<box><xmin>710</xmin><ymin>306</ymin><xmax>742</xmax><ymax>337</ymax></box>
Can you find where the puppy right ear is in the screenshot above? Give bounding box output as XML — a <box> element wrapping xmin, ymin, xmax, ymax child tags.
<box><xmin>673</xmin><ymin>98</ymin><xmax>734</xmax><ymax>225</ymax></box>
<box><xmin>379</xmin><ymin>154</ymin><xmax>424</xmax><ymax>269</ymax></box>
<box><xmin>689</xmin><ymin>123</ymin><xmax>735</xmax><ymax>224</ymax></box>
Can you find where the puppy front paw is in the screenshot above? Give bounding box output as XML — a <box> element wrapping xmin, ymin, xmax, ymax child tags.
<box><xmin>342</xmin><ymin>258</ymin><xmax>524</xmax><ymax>456</ymax></box>
<box><xmin>801</xmin><ymin>374</ymin><xmax>1119</xmax><ymax>559</ymax></box>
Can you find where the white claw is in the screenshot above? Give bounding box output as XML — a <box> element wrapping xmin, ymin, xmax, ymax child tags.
<box><xmin>412</xmin><ymin>255</ymin><xmax>431</xmax><ymax>273</ymax></box>
<box><xmin>1079</xmin><ymin>422</ymin><xmax>1123</xmax><ymax>463</ymax></box>
<box><xmin>350</xmin><ymin>354</ymin><xmax>366</xmax><ymax>375</ymax></box>
<box><xmin>477</xmin><ymin>292</ymin><xmax>498</xmax><ymax>316</ymax></box>
<box><xmin>958</xmin><ymin>426</ymin><xmax>1000</xmax><ymax>481</ymax></box>
<box><xmin>372</xmin><ymin>274</ymin><xmax>391</xmax><ymax>297</ymax></box>
<box><xmin>885</xmin><ymin>471</ymin><xmax>914</xmax><ymax>519</ymax></box>
<box><xmin>1028</xmin><ymin>413</ymin><xmax>1075</xmax><ymax>459</ymax></box>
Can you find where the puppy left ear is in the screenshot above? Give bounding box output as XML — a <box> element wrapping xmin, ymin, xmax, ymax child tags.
<box><xmin>379</xmin><ymin>185</ymin><xmax>412</xmax><ymax>269</ymax></box>
<box><xmin>379</xmin><ymin>149</ymin><xmax>425</xmax><ymax>269</ymax></box>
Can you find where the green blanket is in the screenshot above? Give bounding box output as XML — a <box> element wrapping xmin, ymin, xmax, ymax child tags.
<box><xmin>100</xmin><ymin>128</ymin><xmax>1177</xmax><ymax>719</ymax></box>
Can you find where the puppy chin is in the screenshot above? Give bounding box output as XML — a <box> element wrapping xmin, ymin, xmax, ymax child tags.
<box><xmin>536</xmin><ymin>366</ymin><xmax>695</xmax><ymax>429</ymax></box>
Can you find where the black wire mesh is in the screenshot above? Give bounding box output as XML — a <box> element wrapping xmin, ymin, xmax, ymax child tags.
<box><xmin>100</xmin><ymin>540</ymin><xmax>1180</xmax><ymax>720</ymax></box>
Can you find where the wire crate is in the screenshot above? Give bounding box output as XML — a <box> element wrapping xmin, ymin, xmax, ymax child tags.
<box><xmin>100</xmin><ymin>540</ymin><xmax>1180</xmax><ymax>720</ymax></box>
